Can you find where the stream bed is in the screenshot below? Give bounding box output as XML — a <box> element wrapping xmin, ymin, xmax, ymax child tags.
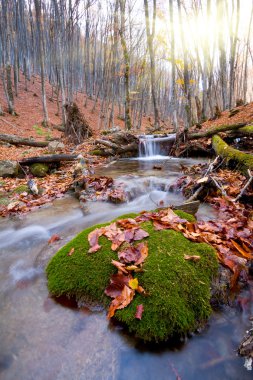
<box><xmin>0</xmin><ymin>157</ymin><xmax>252</xmax><ymax>380</ymax></box>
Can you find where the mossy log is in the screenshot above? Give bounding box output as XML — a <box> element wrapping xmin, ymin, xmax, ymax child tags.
<box><xmin>46</xmin><ymin>211</ymin><xmax>218</xmax><ymax>342</ymax></box>
<box><xmin>212</xmin><ymin>134</ymin><xmax>253</xmax><ymax>173</ymax></box>
<box><xmin>229</xmin><ymin>125</ymin><xmax>253</xmax><ymax>137</ymax></box>
<box><xmin>0</xmin><ymin>133</ymin><xmax>49</xmax><ymax>147</ymax></box>
<box><xmin>188</xmin><ymin>122</ymin><xmax>247</xmax><ymax>140</ymax></box>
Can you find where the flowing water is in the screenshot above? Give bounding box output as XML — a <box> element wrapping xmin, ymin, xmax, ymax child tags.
<box><xmin>0</xmin><ymin>157</ymin><xmax>252</xmax><ymax>380</ymax></box>
<box><xmin>138</xmin><ymin>134</ymin><xmax>176</xmax><ymax>158</ymax></box>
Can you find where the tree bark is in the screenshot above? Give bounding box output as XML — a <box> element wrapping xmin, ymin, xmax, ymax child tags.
<box><xmin>119</xmin><ymin>0</ymin><xmax>132</xmax><ymax>130</ymax></box>
<box><xmin>34</xmin><ymin>0</ymin><xmax>49</xmax><ymax>126</ymax></box>
<box><xmin>144</xmin><ymin>0</ymin><xmax>159</xmax><ymax>130</ymax></box>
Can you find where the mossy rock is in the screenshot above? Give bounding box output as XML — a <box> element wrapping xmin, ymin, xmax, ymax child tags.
<box><xmin>89</xmin><ymin>149</ymin><xmax>111</xmax><ymax>157</ymax></box>
<box><xmin>30</xmin><ymin>163</ymin><xmax>49</xmax><ymax>177</ymax></box>
<box><xmin>46</xmin><ymin>211</ymin><xmax>218</xmax><ymax>342</ymax></box>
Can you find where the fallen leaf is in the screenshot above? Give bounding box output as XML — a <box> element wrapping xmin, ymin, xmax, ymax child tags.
<box><xmin>105</xmin><ymin>273</ymin><xmax>132</xmax><ymax>298</ymax></box>
<box><xmin>135</xmin><ymin>242</ymin><xmax>148</xmax><ymax>265</ymax></box>
<box><xmin>88</xmin><ymin>228</ymin><xmax>103</xmax><ymax>253</ymax></box>
<box><xmin>133</xmin><ymin>228</ymin><xmax>149</xmax><ymax>241</ymax></box>
<box><xmin>107</xmin><ymin>285</ymin><xmax>134</xmax><ymax>319</ymax></box>
<box><xmin>67</xmin><ymin>248</ymin><xmax>75</xmax><ymax>256</ymax></box>
<box><xmin>111</xmin><ymin>260</ymin><xmax>129</xmax><ymax>274</ymax></box>
<box><xmin>231</xmin><ymin>240</ymin><xmax>253</xmax><ymax>259</ymax></box>
<box><xmin>118</xmin><ymin>246</ymin><xmax>140</xmax><ymax>264</ymax></box>
<box><xmin>135</xmin><ymin>304</ymin><xmax>144</xmax><ymax>320</ymax></box>
<box><xmin>184</xmin><ymin>254</ymin><xmax>200</xmax><ymax>262</ymax></box>
<box><xmin>129</xmin><ymin>278</ymin><xmax>139</xmax><ymax>290</ymax></box>
<box><xmin>48</xmin><ymin>234</ymin><xmax>60</xmax><ymax>244</ymax></box>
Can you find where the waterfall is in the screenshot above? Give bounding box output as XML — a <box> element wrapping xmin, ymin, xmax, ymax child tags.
<box><xmin>138</xmin><ymin>134</ymin><xmax>176</xmax><ymax>158</ymax></box>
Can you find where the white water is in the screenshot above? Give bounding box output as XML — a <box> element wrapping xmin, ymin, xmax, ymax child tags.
<box><xmin>138</xmin><ymin>134</ymin><xmax>176</xmax><ymax>157</ymax></box>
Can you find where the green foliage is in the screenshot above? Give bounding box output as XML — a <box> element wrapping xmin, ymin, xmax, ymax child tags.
<box><xmin>46</xmin><ymin>211</ymin><xmax>218</xmax><ymax>342</ymax></box>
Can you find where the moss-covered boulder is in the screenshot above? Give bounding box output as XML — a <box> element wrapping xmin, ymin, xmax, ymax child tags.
<box><xmin>30</xmin><ymin>163</ymin><xmax>49</xmax><ymax>177</ymax></box>
<box><xmin>46</xmin><ymin>211</ymin><xmax>218</xmax><ymax>342</ymax></box>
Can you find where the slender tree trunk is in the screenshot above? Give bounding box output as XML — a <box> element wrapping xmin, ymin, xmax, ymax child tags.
<box><xmin>229</xmin><ymin>0</ymin><xmax>240</xmax><ymax>108</ymax></box>
<box><xmin>119</xmin><ymin>0</ymin><xmax>131</xmax><ymax>130</ymax></box>
<box><xmin>34</xmin><ymin>0</ymin><xmax>49</xmax><ymax>126</ymax></box>
<box><xmin>144</xmin><ymin>0</ymin><xmax>159</xmax><ymax>130</ymax></box>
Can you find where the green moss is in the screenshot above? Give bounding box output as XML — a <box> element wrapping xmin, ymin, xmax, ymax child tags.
<box><xmin>238</xmin><ymin>125</ymin><xmax>253</xmax><ymax>135</ymax></box>
<box><xmin>30</xmin><ymin>163</ymin><xmax>49</xmax><ymax>177</ymax></box>
<box><xmin>174</xmin><ymin>209</ymin><xmax>196</xmax><ymax>222</ymax></box>
<box><xmin>89</xmin><ymin>149</ymin><xmax>112</xmax><ymax>157</ymax></box>
<box><xmin>0</xmin><ymin>196</ymin><xmax>10</xmax><ymax>206</ymax></box>
<box><xmin>12</xmin><ymin>185</ymin><xmax>29</xmax><ymax>194</ymax></box>
<box><xmin>46</xmin><ymin>213</ymin><xmax>218</xmax><ymax>342</ymax></box>
<box><xmin>212</xmin><ymin>134</ymin><xmax>253</xmax><ymax>173</ymax></box>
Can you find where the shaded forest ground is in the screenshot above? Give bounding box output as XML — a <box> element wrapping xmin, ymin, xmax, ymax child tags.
<box><xmin>0</xmin><ymin>73</ymin><xmax>155</xmax><ymax>161</ymax></box>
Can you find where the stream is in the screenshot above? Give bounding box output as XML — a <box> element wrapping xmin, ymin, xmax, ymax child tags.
<box><xmin>0</xmin><ymin>157</ymin><xmax>252</xmax><ymax>380</ymax></box>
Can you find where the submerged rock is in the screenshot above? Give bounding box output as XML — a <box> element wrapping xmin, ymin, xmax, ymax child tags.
<box><xmin>46</xmin><ymin>210</ymin><xmax>218</xmax><ymax>342</ymax></box>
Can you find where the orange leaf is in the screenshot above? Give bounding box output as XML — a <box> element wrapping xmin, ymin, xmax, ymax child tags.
<box><xmin>107</xmin><ymin>285</ymin><xmax>134</xmax><ymax>319</ymax></box>
<box><xmin>48</xmin><ymin>234</ymin><xmax>60</xmax><ymax>244</ymax></box>
<box><xmin>111</xmin><ymin>260</ymin><xmax>129</xmax><ymax>274</ymax></box>
<box><xmin>67</xmin><ymin>248</ymin><xmax>75</xmax><ymax>256</ymax></box>
<box><xmin>231</xmin><ymin>240</ymin><xmax>253</xmax><ymax>259</ymax></box>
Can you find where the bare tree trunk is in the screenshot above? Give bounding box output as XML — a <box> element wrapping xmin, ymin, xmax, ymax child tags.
<box><xmin>177</xmin><ymin>0</ymin><xmax>191</xmax><ymax>130</ymax></box>
<box><xmin>169</xmin><ymin>0</ymin><xmax>178</xmax><ymax>132</ymax></box>
<box><xmin>119</xmin><ymin>0</ymin><xmax>131</xmax><ymax>130</ymax></box>
<box><xmin>229</xmin><ymin>0</ymin><xmax>240</xmax><ymax>108</ymax></box>
<box><xmin>144</xmin><ymin>0</ymin><xmax>159</xmax><ymax>130</ymax></box>
<box><xmin>34</xmin><ymin>0</ymin><xmax>49</xmax><ymax>126</ymax></box>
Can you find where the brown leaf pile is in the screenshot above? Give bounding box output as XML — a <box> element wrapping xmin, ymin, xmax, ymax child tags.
<box><xmin>88</xmin><ymin>218</ymin><xmax>149</xmax><ymax>318</ymax></box>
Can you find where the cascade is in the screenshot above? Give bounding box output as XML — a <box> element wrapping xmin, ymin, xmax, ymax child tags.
<box><xmin>138</xmin><ymin>134</ymin><xmax>176</xmax><ymax>158</ymax></box>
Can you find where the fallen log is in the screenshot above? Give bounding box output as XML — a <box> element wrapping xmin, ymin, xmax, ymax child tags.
<box><xmin>0</xmin><ymin>133</ymin><xmax>49</xmax><ymax>147</ymax></box>
<box><xmin>95</xmin><ymin>133</ymin><xmax>138</xmax><ymax>156</ymax></box>
<box><xmin>19</xmin><ymin>154</ymin><xmax>78</xmax><ymax>165</ymax></box>
<box><xmin>228</xmin><ymin>125</ymin><xmax>253</xmax><ymax>137</ymax></box>
<box><xmin>95</xmin><ymin>139</ymin><xmax>118</xmax><ymax>151</ymax></box>
<box><xmin>212</xmin><ymin>135</ymin><xmax>253</xmax><ymax>173</ymax></box>
<box><xmin>188</xmin><ymin>122</ymin><xmax>247</xmax><ymax>140</ymax></box>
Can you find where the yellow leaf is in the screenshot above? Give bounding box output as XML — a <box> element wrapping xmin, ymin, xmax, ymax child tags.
<box><xmin>129</xmin><ymin>278</ymin><xmax>139</xmax><ymax>290</ymax></box>
<box><xmin>176</xmin><ymin>78</ymin><xmax>184</xmax><ymax>85</ymax></box>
